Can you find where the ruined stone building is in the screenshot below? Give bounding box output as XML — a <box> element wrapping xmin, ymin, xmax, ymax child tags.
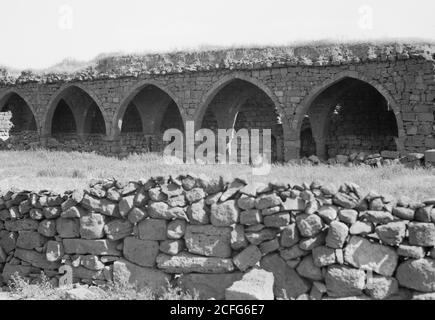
<box><xmin>0</xmin><ymin>43</ymin><xmax>434</xmax><ymax>161</ymax></box>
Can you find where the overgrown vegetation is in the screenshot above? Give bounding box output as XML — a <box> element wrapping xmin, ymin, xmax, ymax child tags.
<box><xmin>6</xmin><ymin>272</ymin><xmax>198</xmax><ymax>300</ymax></box>
<box><xmin>0</xmin><ymin>150</ymin><xmax>434</xmax><ymax>201</ymax></box>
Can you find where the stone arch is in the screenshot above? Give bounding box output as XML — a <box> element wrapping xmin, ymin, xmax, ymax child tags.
<box><xmin>196</xmin><ymin>73</ymin><xmax>287</xmax><ymax>162</ymax></box>
<box><xmin>293</xmin><ymin>71</ymin><xmax>404</xmax><ymax>159</ymax></box>
<box><xmin>0</xmin><ymin>90</ymin><xmax>38</xmax><ymax>134</ymax></box>
<box><xmin>113</xmin><ymin>80</ymin><xmax>185</xmax><ymax>138</ymax></box>
<box><xmin>194</xmin><ymin>73</ymin><xmax>288</xmax><ymax>130</ymax></box>
<box><xmin>42</xmin><ymin>83</ymin><xmax>109</xmax><ymax>137</ymax></box>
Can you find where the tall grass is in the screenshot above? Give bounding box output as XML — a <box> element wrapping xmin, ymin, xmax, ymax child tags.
<box><xmin>0</xmin><ymin>150</ymin><xmax>434</xmax><ymax>201</ymax></box>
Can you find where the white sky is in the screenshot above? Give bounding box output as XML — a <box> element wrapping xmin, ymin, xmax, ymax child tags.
<box><xmin>0</xmin><ymin>0</ymin><xmax>434</xmax><ymax>69</ymax></box>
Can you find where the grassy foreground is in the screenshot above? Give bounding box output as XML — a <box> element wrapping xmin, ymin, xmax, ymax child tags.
<box><xmin>0</xmin><ymin>150</ymin><xmax>434</xmax><ymax>201</ymax></box>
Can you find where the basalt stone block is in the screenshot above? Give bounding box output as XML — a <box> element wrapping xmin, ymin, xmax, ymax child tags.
<box><xmin>187</xmin><ymin>200</ymin><xmax>209</xmax><ymax>224</ymax></box>
<box><xmin>127</xmin><ymin>207</ymin><xmax>147</xmax><ymax>224</ymax></box>
<box><xmin>280</xmin><ymin>224</ymin><xmax>300</xmax><ymax>248</ymax></box>
<box><xmin>225</xmin><ymin>268</ymin><xmax>274</xmax><ymax>300</ymax></box>
<box><xmin>344</xmin><ymin>236</ymin><xmax>398</xmax><ymax>277</ymax></box>
<box><xmin>325</xmin><ymin>265</ymin><xmax>366</xmax><ymax>298</ymax></box>
<box><xmin>104</xmin><ymin>219</ymin><xmax>133</xmax><ymax>240</ymax></box>
<box><xmin>230</xmin><ymin>225</ymin><xmax>248</xmax><ymax>250</ymax></box>
<box><xmin>325</xmin><ymin>221</ymin><xmax>348</xmax><ymax>249</ymax></box>
<box><xmin>408</xmin><ymin>222</ymin><xmax>435</xmax><ymax>247</ymax></box>
<box><xmin>240</xmin><ymin>209</ymin><xmax>262</xmax><ymax>226</ymax></box>
<box><xmin>156</xmin><ymin>252</ymin><xmax>235</xmax><ymax>273</ymax></box>
<box><xmin>123</xmin><ymin>237</ymin><xmax>159</xmax><ymax>267</ymax></box>
<box><xmin>63</xmin><ymin>239</ymin><xmax>121</xmax><ymax>256</ymax></box>
<box><xmin>396</xmin><ymin>258</ymin><xmax>435</xmax><ymax>292</ymax></box>
<box><xmin>167</xmin><ymin>219</ymin><xmax>187</xmax><ymax>240</ymax></box>
<box><xmin>14</xmin><ymin>248</ymin><xmax>60</xmax><ymax>270</ymax></box>
<box><xmin>375</xmin><ymin>221</ymin><xmax>406</xmax><ymax>246</ymax></box>
<box><xmin>233</xmin><ymin>245</ymin><xmax>262</xmax><ymax>271</ymax></box>
<box><xmin>159</xmin><ymin>240</ymin><xmax>185</xmax><ymax>255</ymax></box>
<box><xmin>81</xmin><ymin>194</ymin><xmax>118</xmax><ymax>217</ymax></box>
<box><xmin>210</xmin><ymin>200</ymin><xmax>239</xmax><ymax>227</ymax></box>
<box><xmin>138</xmin><ymin>218</ymin><xmax>167</xmax><ymax>241</ymax></box>
<box><xmin>255</xmin><ymin>194</ymin><xmax>282</xmax><ymax>210</ymax></box>
<box><xmin>112</xmin><ymin>260</ymin><xmax>171</xmax><ymax>293</ymax></box>
<box><xmin>184</xmin><ymin>225</ymin><xmax>231</xmax><ymax>258</ymax></box>
<box><xmin>177</xmin><ymin>273</ymin><xmax>243</xmax><ymax>300</ymax></box>
<box><xmin>264</xmin><ymin>213</ymin><xmax>290</xmax><ymax>228</ymax></box>
<box><xmin>296</xmin><ymin>255</ymin><xmax>323</xmax><ymax>281</ymax></box>
<box><xmin>79</xmin><ymin>213</ymin><xmax>105</xmax><ymax>239</ymax></box>
<box><xmin>118</xmin><ymin>195</ymin><xmax>135</xmax><ymax>217</ymax></box>
<box><xmin>5</xmin><ymin>219</ymin><xmax>38</xmax><ymax>232</ymax></box>
<box><xmin>56</xmin><ymin>217</ymin><xmax>80</xmax><ymax>238</ymax></box>
<box><xmin>296</xmin><ymin>214</ymin><xmax>323</xmax><ymax>237</ymax></box>
<box><xmin>16</xmin><ymin>231</ymin><xmax>47</xmax><ymax>249</ymax></box>
<box><xmin>260</xmin><ymin>253</ymin><xmax>309</xmax><ymax>299</ymax></box>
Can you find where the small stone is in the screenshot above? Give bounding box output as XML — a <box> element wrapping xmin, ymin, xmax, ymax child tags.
<box><xmin>79</xmin><ymin>213</ymin><xmax>105</xmax><ymax>240</ymax></box>
<box><xmin>185</xmin><ymin>188</ymin><xmax>206</xmax><ymax>203</ymax></box>
<box><xmin>312</xmin><ymin>246</ymin><xmax>336</xmax><ymax>267</ymax></box>
<box><xmin>333</xmin><ymin>193</ymin><xmax>357</xmax><ymax>209</ymax></box>
<box><xmin>349</xmin><ymin>221</ymin><xmax>373</xmax><ymax>235</ymax></box>
<box><xmin>326</xmin><ymin>221</ymin><xmax>348</xmax><ymax>249</ymax></box>
<box><xmin>245</xmin><ymin>228</ymin><xmax>278</xmax><ymax>245</ymax></box>
<box><xmin>104</xmin><ymin>220</ymin><xmax>133</xmax><ymax>240</ymax></box>
<box><xmin>298</xmin><ymin>232</ymin><xmax>326</xmax><ymax>250</ymax></box>
<box><xmin>280</xmin><ymin>245</ymin><xmax>308</xmax><ymax>261</ymax></box>
<box><xmin>220</xmin><ymin>179</ymin><xmax>245</xmax><ymax>202</ymax></box>
<box><xmin>263</xmin><ymin>212</ymin><xmax>290</xmax><ymax>228</ymax></box>
<box><xmin>159</xmin><ymin>240</ymin><xmax>185</xmax><ymax>255</ymax></box>
<box><xmin>230</xmin><ymin>225</ymin><xmax>248</xmax><ymax>250</ymax></box>
<box><xmin>338</xmin><ymin>209</ymin><xmax>358</xmax><ymax>224</ymax></box>
<box><xmin>240</xmin><ymin>209</ymin><xmax>262</xmax><ymax>226</ymax></box>
<box><xmin>255</xmin><ymin>194</ymin><xmax>282</xmax><ymax>210</ymax></box>
<box><xmin>364</xmin><ymin>211</ymin><xmax>395</xmax><ymax>224</ymax></box>
<box><xmin>408</xmin><ymin>222</ymin><xmax>435</xmax><ymax>247</ymax></box>
<box><xmin>317</xmin><ymin>205</ymin><xmax>338</xmax><ymax>224</ymax></box>
<box><xmin>375</xmin><ymin>221</ymin><xmax>406</xmax><ymax>246</ymax></box>
<box><xmin>46</xmin><ymin>240</ymin><xmax>63</xmax><ymax>262</ymax></box>
<box><xmin>187</xmin><ymin>200</ymin><xmax>209</xmax><ymax>224</ymax></box>
<box><xmin>167</xmin><ymin>220</ymin><xmax>186</xmax><ymax>240</ymax></box>
<box><xmin>233</xmin><ymin>245</ymin><xmax>262</xmax><ymax>271</ymax></box>
<box><xmin>397</xmin><ymin>244</ymin><xmax>426</xmax><ymax>259</ymax></box>
<box><xmin>127</xmin><ymin>207</ymin><xmax>147</xmax><ymax>224</ymax></box>
<box><xmin>282</xmin><ymin>197</ymin><xmax>306</xmax><ymax>211</ymax></box>
<box><xmin>210</xmin><ymin>200</ymin><xmax>239</xmax><ymax>227</ymax></box>
<box><xmin>237</xmin><ymin>196</ymin><xmax>255</xmax><ymax>210</ymax></box>
<box><xmin>81</xmin><ymin>255</ymin><xmax>105</xmax><ymax>271</ymax></box>
<box><xmin>259</xmin><ymin>239</ymin><xmax>279</xmax><ymax>255</ymax></box>
<box><xmin>118</xmin><ymin>195</ymin><xmax>135</xmax><ymax>217</ymax></box>
<box><xmin>296</xmin><ymin>214</ymin><xmax>323</xmax><ymax>237</ymax></box>
<box><xmin>296</xmin><ymin>255</ymin><xmax>323</xmax><ymax>281</ymax></box>
<box><xmin>37</xmin><ymin>219</ymin><xmax>56</xmax><ymax>237</ymax></box>
<box><xmin>280</xmin><ymin>224</ymin><xmax>299</xmax><ymax>247</ymax></box>
<box><xmin>392</xmin><ymin>207</ymin><xmax>415</xmax><ymax>220</ymax></box>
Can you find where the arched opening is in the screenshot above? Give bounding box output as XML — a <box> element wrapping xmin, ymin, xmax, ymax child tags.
<box><xmin>199</xmin><ymin>79</ymin><xmax>284</xmax><ymax>162</ymax></box>
<box><xmin>84</xmin><ymin>102</ymin><xmax>106</xmax><ymax>135</ymax></box>
<box><xmin>302</xmin><ymin>77</ymin><xmax>399</xmax><ymax>159</ymax></box>
<box><xmin>0</xmin><ymin>92</ymin><xmax>37</xmax><ymax>146</ymax></box>
<box><xmin>51</xmin><ymin>99</ymin><xmax>77</xmax><ymax>135</ymax></box>
<box><xmin>0</xmin><ymin>93</ymin><xmax>37</xmax><ymax>138</ymax></box>
<box><xmin>47</xmin><ymin>86</ymin><xmax>107</xmax><ymax>146</ymax></box>
<box><xmin>300</xmin><ymin>116</ymin><xmax>316</xmax><ymax>158</ymax></box>
<box><xmin>118</xmin><ymin>84</ymin><xmax>184</xmax><ymax>153</ymax></box>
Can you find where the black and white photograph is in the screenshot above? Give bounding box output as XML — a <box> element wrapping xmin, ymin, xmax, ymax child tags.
<box><xmin>0</xmin><ymin>0</ymin><xmax>434</xmax><ymax>308</ymax></box>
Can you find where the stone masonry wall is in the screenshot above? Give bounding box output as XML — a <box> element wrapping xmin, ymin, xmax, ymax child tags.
<box><xmin>0</xmin><ymin>50</ymin><xmax>434</xmax><ymax>160</ymax></box>
<box><xmin>0</xmin><ymin>175</ymin><xmax>435</xmax><ymax>300</ymax></box>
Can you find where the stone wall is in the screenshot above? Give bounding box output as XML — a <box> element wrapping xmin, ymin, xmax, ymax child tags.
<box><xmin>0</xmin><ymin>44</ymin><xmax>434</xmax><ymax>160</ymax></box>
<box><xmin>0</xmin><ymin>175</ymin><xmax>434</xmax><ymax>300</ymax></box>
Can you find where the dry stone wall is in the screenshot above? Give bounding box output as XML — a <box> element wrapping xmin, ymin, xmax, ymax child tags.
<box><xmin>1</xmin><ymin>175</ymin><xmax>435</xmax><ymax>300</ymax></box>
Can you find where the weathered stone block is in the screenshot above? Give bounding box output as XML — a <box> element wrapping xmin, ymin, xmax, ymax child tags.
<box><xmin>123</xmin><ymin>237</ymin><xmax>159</xmax><ymax>267</ymax></box>
<box><xmin>184</xmin><ymin>225</ymin><xmax>231</xmax><ymax>258</ymax></box>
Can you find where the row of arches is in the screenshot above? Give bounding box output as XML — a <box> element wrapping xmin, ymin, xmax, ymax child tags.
<box><xmin>0</xmin><ymin>73</ymin><xmax>404</xmax><ymax>160</ymax></box>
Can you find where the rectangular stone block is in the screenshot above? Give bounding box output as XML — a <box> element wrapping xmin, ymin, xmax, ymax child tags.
<box><xmin>63</xmin><ymin>239</ymin><xmax>121</xmax><ymax>256</ymax></box>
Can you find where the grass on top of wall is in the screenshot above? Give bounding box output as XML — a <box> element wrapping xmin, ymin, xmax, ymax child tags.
<box><xmin>0</xmin><ymin>149</ymin><xmax>434</xmax><ymax>201</ymax></box>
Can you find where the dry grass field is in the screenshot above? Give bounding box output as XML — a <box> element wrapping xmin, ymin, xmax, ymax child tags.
<box><xmin>0</xmin><ymin>150</ymin><xmax>434</xmax><ymax>201</ymax></box>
